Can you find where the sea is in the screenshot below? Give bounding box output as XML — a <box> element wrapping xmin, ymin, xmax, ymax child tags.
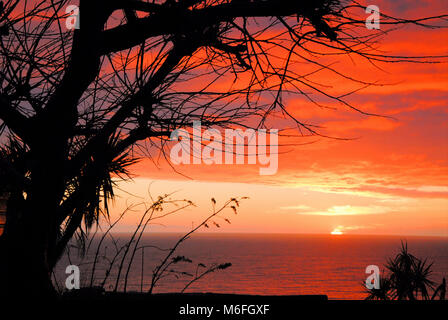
<box><xmin>53</xmin><ymin>233</ymin><xmax>448</xmax><ymax>300</ymax></box>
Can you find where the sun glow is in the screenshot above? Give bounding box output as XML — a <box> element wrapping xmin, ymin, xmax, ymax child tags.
<box><xmin>331</xmin><ymin>228</ymin><xmax>343</xmax><ymax>235</ymax></box>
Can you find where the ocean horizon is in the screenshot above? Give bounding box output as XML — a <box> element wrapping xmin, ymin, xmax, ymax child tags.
<box><xmin>54</xmin><ymin>233</ymin><xmax>448</xmax><ymax>300</ymax></box>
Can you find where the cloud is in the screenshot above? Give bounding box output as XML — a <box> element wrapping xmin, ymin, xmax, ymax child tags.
<box><xmin>279</xmin><ymin>205</ymin><xmax>313</xmax><ymax>211</ymax></box>
<box><xmin>332</xmin><ymin>225</ymin><xmax>375</xmax><ymax>234</ymax></box>
<box><xmin>295</xmin><ymin>205</ymin><xmax>390</xmax><ymax>216</ymax></box>
<box><xmin>322</xmin><ymin>117</ymin><xmax>401</xmax><ymax>133</ymax></box>
<box><xmin>332</xmin><ymin>185</ymin><xmax>448</xmax><ymax>199</ymax></box>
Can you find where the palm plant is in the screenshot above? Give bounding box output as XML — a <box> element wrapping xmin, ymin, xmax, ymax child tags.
<box><xmin>431</xmin><ymin>278</ymin><xmax>446</xmax><ymax>300</ymax></box>
<box><xmin>387</xmin><ymin>242</ymin><xmax>435</xmax><ymax>300</ymax></box>
<box><xmin>364</xmin><ymin>241</ymin><xmax>443</xmax><ymax>300</ymax></box>
<box><xmin>365</xmin><ymin>275</ymin><xmax>392</xmax><ymax>301</ymax></box>
<box><xmin>366</xmin><ymin>278</ymin><xmax>391</xmax><ymax>300</ymax></box>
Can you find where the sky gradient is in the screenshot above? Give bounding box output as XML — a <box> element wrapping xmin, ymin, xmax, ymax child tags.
<box><xmin>108</xmin><ymin>0</ymin><xmax>448</xmax><ymax>237</ymax></box>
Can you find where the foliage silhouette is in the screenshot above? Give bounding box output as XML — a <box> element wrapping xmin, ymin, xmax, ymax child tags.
<box><xmin>0</xmin><ymin>0</ymin><xmax>446</xmax><ymax>295</ymax></box>
<box><xmin>56</xmin><ymin>194</ymin><xmax>243</xmax><ymax>294</ymax></box>
<box><xmin>365</xmin><ymin>241</ymin><xmax>446</xmax><ymax>300</ymax></box>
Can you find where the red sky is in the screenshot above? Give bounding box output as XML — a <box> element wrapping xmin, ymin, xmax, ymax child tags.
<box><xmin>108</xmin><ymin>0</ymin><xmax>448</xmax><ymax>236</ymax></box>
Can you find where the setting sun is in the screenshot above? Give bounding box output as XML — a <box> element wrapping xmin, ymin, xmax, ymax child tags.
<box><xmin>331</xmin><ymin>228</ymin><xmax>344</xmax><ymax>235</ymax></box>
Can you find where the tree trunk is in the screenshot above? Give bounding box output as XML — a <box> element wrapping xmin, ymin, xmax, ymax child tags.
<box><xmin>0</xmin><ymin>214</ymin><xmax>56</xmax><ymax>297</ymax></box>
<box><xmin>0</xmin><ymin>151</ymin><xmax>64</xmax><ymax>297</ymax></box>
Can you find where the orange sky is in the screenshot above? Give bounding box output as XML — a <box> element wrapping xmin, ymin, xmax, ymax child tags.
<box><xmin>104</xmin><ymin>1</ymin><xmax>448</xmax><ymax>236</ymax></box>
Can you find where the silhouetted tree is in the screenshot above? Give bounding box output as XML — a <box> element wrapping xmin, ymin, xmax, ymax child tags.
<box><xmin>365</xmin><ymin>242</ymin><xmax>446</xmax><ymax>300</ymax></box>
<box><xmin>0</xmin><ymin>0</ymin><xmax>446</xmax><ymax>295</ymax></box>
